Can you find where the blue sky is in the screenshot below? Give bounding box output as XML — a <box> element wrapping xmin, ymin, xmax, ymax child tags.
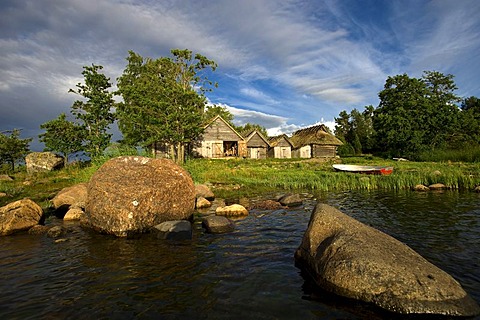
<box><xmin>1</xmin><ymin>0</ymin><xmax>479</xmax><ymax>150</ymax></box>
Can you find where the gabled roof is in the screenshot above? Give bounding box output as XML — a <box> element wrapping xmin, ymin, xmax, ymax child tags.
<box><xmin>268</xmin><ymin>134</ymin><xmax>293</xmax><ymax>148</ymax></box>
<box><xmin>289</xmin><ymin>124</ymin><xmax>343</xmax><ymax>148</ymax></box>
<box><xmin>204</xmin><ymin>115</ymin><xmax>244</xmax><ymax>140</ymax></box>
<box><xmin>243</xmin><ymin>130</ymin><xmax>271</xmax><ymax>147</ymax></box>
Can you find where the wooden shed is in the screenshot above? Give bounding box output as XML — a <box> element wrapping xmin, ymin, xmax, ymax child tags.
<box><xmin>242</xmin><ymin>130</ymin><xmax>270</xmax><ymax>159</ymax></box>
<box><xmin>268</xmin><ymin>134</ymin><xmax>293</xmax><ymax>159</ymax></box>
<box><xmin>193</xmin><ymin>115</ymin><xmax>246</xmax><ymax>158</ymax></box>
<box><xmin>289</xmin><ymin>124</ymin><xmax>343</xmax><ymax>158</ymax></box>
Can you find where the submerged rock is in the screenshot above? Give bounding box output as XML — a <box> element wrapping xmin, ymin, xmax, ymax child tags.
<box><xmin>278</xmin><ymin>193</ymin><xmax>303</xmax><ymax>207</ymax></box>
<box><xmin>85</xmin><ymin>156</ymin><xmax>195</xmax><ymax>237</ymax></box>
<box><xmin>249</xmin><ymin>200</ymin><xmax>285</xmax><ymax>210</ymax></box>
<box><xmin>429</xmin><ymin>183</ymin><xmax>446</xmax><ymax>190</ymax></box>
<box><xmin>153</xmin><ymin>220</ymin><xmax>192</xmax><ymax>240</ymax></box>
<box><xmin>202</xmin><ymin>215</ymin><xmax>235</xmax><ymax>234</ymax></box>
<box><xmin>0</xmin><ymin>198</ymin><xmax>43</xmax><ymax>236</ymax></box>
<box><xmin>295</xmin><ymin>203</ymin><xmax>480</xmax><ymax>316</ymax></box>
<box><xmin>413</xmin><ymin>184</ymin><xmax>429</xmax><ymax>191</ymax></box>
<box><xmin>47</xmin><ymin>226</ymin><xmax>68</xmax><ymax>238</ymax></box>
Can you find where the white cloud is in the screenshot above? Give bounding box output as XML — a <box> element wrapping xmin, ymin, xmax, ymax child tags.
<box><xmin>1</xmin><ymin>0</ymin><xmax>479</xmax><ymax>148</ymax></box>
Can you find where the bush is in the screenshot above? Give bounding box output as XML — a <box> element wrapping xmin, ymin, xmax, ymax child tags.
<box><xmin>417</xmin><ymin>146</ymin><xmax>480</xmax><ymax>162</ymax></box>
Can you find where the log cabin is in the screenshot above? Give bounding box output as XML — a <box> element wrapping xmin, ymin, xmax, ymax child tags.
<box><xmin>193</xmin><ymin>115</ymin><xmax>246</xmax><ymax>158</ymax></box>
<box><xmin>289</xmin><ymin>124</ymin><xmax>343</xmax><ymax>158</ymax></box>
<box><xmin>242</xmin><ymin>130</ymin><xmax>270</xmax><ymax>159</ymax></box>
<box><xmin>268</xmin><ymin>134</ymin><xmax>293</xmax><ymax>159</ymax></box>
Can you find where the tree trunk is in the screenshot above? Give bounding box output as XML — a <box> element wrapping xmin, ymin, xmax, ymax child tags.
<box><xmin>176</xmin><ymin>142</ymin><xmax>184</xmax><ymax>164</ymax></box>
<box><xmin>152</xmin><ymin>142</ymin><xmax>157</xmax><ymax>159</ymax></box>
<box><xmin>169</xmin><ymin>144</ymin><xmax>176</xmax><ymax>163</ymax></box>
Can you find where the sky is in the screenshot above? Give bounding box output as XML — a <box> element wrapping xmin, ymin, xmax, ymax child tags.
<box><xmin>1</xmin><ymin>0</ymin><xmax>480</xmax><ymax>151</ymax></box>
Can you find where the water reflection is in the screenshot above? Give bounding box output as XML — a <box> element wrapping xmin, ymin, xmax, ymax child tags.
<box><xmin>0</xmin><ymin>190</ymin><xmax>478</xmax><ymax>319</ymax></box>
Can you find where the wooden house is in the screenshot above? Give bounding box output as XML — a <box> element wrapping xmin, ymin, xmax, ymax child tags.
<box><xmin>242</xmin><ymin>130</ymin><xmax>270</xmax><ymax>159</ymax></box>
<box><xmin>268</xmin><ymin>134</ymin><xmax>293</xmax><ymax>158</ymax></box>
<box><xmin>193</xmin><ymin>115</ymin><xmax>246</xmax><ymax>158</ymax></box>
<box><xmin>289</xmin><ymin>124</ymin><xmax>343</xmax><ymax>158</ymax></box>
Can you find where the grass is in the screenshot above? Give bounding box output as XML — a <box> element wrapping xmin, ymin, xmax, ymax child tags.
<box><xmin>2</xmin><ymin>156</ymin><xmax>479</xmax><ymax>210</ymax></box>
<box><xmin>184</xmin><ymin>157</ymin><xmax>480</xmax><ymax>196</ymax></box>
<box><xmin>417</xmin><ymin>146</ymin><xmax>480</xmax><ymax>163</ymax></box>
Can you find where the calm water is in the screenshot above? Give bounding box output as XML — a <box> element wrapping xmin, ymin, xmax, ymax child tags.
<box><xmin>0</xmin><ymin>190</ymin><xmax>479</xmax><ymax>319</ymax></box>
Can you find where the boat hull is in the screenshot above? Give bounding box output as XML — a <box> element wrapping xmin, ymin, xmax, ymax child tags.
<box><xmin>332</xmin><ymin>164</ymin><xmax>393</xmax><ymax>175</ymax></box>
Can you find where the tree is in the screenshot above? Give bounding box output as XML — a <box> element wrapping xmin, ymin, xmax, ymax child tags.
<box><xmin>204</xmin><ymin>104</ymin><xmax>234</xmax><ymax>126</ymax></box>
<box><xmin>334</xmin><ymin>106</ymin><xmax>374</xmax><ymax>155</ymax></box>
<box><xmin>373</xmin><ymin>71</ymin><xmax>462</xmax><ymax>158</ymax></box>
<box><xmin>69</xmin><ymin>64</ymin><xmax>116</xmax><ymax>158</ymax></box>
<box><xmin>459</xmin><ymin>96</ymin><xmax>480</xmax><ymax>144</ymax></box>
<box><xmin>0</xmin><ymin>129</ymin><xmax>32</xmax><ymax>171</ymax></box>
<box><xmin>235</xmin><ymin>123</ymin><xmax>269</xmax><ymax>139</ymax></box>
<box><xmin>334</xmin><ymin>110</ymin><xmax>350</xmax><ymax>143</ymax></box>
<box><xmin>373</xmin><ymin>73</ymin><xmax>431</xmax><ymax>157</ymax></box>
<box><xmin>117</xmin><ymin>49</ymin><xmax>217</xmax><ymax>164</ymax></box>
<box><xmin>421</xmin><ymin>71</ymin><xmax>461</xmax><ymax>148</ymax></box>
<box><xmin>39</xmin><ymin>113</ymin><xmax>84</xmax><ymax>164</ymax></box>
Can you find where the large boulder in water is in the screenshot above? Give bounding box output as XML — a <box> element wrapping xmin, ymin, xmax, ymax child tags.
<box><xmin>294</xmin><ymin>203</ymin><xmax>480</xmax><ymax>317</ymax></box>
<box><xmin>85</xmin><ymin>156</ymin><xmax>195</xmax><ymax>237</ymax></box>
<box><xmin>0</xmin><ymin>198</ymin><xmax>44</xmax><ymax>236</ymax></box>
<box><xmin>25</xmin><ymin>152</ymin><xmax>64</xmax><ymax>174</ymax></box>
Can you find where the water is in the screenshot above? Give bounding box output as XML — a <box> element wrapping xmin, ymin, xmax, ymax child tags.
<box><xmin>0</xmin><ymin>190</ymin><xmax>479</xmax><ymax>319</ymax></box>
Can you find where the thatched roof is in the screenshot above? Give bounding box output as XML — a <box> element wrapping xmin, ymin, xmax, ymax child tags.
<box><xmin>289</xmin><ymin>124</ymin><xmax>343</xmax><ymax>148</ymax></box>
<box><xmin>268</xmin><ymin>134</ymin><xmax>293</xmax><ymax>147</ymax></box>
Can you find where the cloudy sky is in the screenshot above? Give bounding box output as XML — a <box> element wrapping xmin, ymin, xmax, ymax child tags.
<box><xmin>1</xmin><ymin>0</ymin><xmax>479</xmax><ymax>151</ymax></box>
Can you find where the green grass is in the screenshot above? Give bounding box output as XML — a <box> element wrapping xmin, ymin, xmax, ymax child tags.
<box><xmin>417</xmin><ymin>146</ymin><xmax>480</xmax><ymax>162</ymax></box>
<box><xmin>2</xmin><ymin>156</ymin><xmax>479</xmax><ymax>210</ymax></box>
<box><xmin>184</xmin><ymin>157</ymin><xmax>480</xmax><ymax>195</ymax></box>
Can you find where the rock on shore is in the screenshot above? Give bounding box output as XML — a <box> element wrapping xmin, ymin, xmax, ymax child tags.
<box><xmin>0</xmin><ymin>198</ymin><xmax>44</xmax><ymax>235</ymax></box>
<box><xmin>294</xmin><ymin>203</ymin><xmax>480</xmax><ymax>316</ymax></box>
<box><xmin>85</xmin><ymin>156</ymin><xmax>196</xmax><ymax>237</ymax></box>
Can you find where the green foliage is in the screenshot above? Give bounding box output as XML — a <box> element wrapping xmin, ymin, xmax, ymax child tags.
<box><xmin>69</xmin><ymin>64</ymin><xmax>116</xmax><ymax>158</ymax></box>
<box><xmin>235</xmin><ymin>123</ymin><xmax>269</xmax><ymax>138</ymax></box>
<box><xmin>334</xmin><ymin>105</ymin><xmax>375</xmax><ymax>154</ymax></box>
<box><xmin>459</xmin><ymin>96</ymin><xmax>480</xmax><ymax>144</ymax></box>
<box><xmin>0</xmin><ymin>129</ymin><xmax>32</xmax><ymax>172</ymax></box>
<box><xmin>39</xmin><ymin>113</ymin><xmax>84</xmax><ymax>163</ymax></box>
<box><xmin>116</xmin><ymin>49</ymin><xmax>217</xmax><ymax>164</ymax></box>
<box><xmin>337</xmin><ymin>143</ymin><xmax>355</xmax><ymax>156</ymax></box>
<box><xmin>417</xmin><ymin>147</ymin><xmax>480</xmax><ymax>163</ymax></box>
<box><xmin>372</xmin><ymin>71</ymin><xmax>465</xmax><ymax>159</ymax></box>
<box><xmin>204</xmin><ymin>105</ymin><xmax>234</xmax><ymax>125</ymax></box>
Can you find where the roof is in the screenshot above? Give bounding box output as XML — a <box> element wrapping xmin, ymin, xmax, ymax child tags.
<box><xmin>204</xmin><ymin>115</ymin><xmax>244</xmax><ymax>140</ymax></box>
<box><xmin>243</xmin><ymin>130</ymin><xmax>271</xmax><ymax>147</ymax></box>
<box><xmin>268</xmin><ymin>134</ymin><xmax>293</xmax><ymax>147</ymax></box>
<box><xmin>289</xmin><ymin>124</ymin><xmax>343</xmax><ymax>148</ymax></box>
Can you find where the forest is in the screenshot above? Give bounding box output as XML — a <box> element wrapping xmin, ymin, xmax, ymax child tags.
<box><xmin>334</xmin><ymin>71</ymin><xmax>480</xmax><ymax>161</ymax></box>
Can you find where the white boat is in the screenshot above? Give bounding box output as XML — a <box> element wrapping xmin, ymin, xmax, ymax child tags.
<box><xmin>332</xmin><ymin>164</ymin><xmax>394</xmax><ymax>175</ymax></box>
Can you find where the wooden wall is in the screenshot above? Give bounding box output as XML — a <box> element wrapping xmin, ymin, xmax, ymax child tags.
<box><xmin>312</xmin><ymin>145</ymin><xmax>337</xmax><ymax>158</ymax></box>
<box><xmin>203</xmin><ymin>119</ymin><xmax>242</xmax><ymax>141</ymax></box>
<box><xmin>270</xmin><ymin>146</ymin><xmax>291</xmax><ymax>158</ymax></box>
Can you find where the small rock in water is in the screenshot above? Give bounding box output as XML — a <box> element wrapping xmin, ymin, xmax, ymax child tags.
<box><xmin>202</xmin><ymin>216</ymin><xmax>235</xmax><ymax>234</ymax></box>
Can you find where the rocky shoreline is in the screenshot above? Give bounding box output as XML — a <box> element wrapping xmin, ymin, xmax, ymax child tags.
<box><xmin>1</xmin><ymin>156</ymin><xmax>479</xmax><ymax>317</ymax></box>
